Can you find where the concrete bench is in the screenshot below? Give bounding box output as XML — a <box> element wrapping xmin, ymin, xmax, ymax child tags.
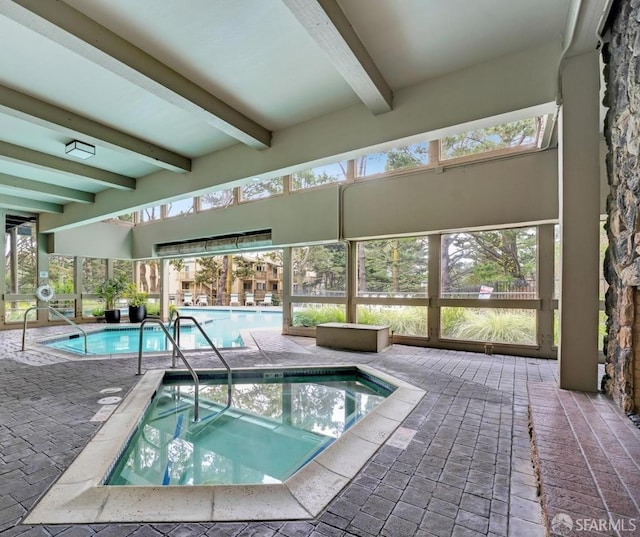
<box><xmin>316</xmin><ymin>322</ymin><xmax>390</xmax><ymax>352</ymax></box>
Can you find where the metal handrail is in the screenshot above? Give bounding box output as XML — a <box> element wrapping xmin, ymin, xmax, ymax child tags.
<box><xmin>22</xmin><ymin>306</ymin><xmax>88</xmax><ymax>354</ymax></box>
<box><xmin>137</xmin><ymin>318</ymin><xmax>202</xmax><ymax>422</ymax></box>
<box><xmin>168</xmin><ymin>308</ymin><xmax>181</xmax><ymax>327</ymax></box>
<box><xmin>168</xmin><ymin>309</ymin><xmax>181</xmax><ymax>368</ymax></box>
<box><xmin>173</xmin><ymin>315</ymin><xmax>232</xmax><ymax>412</ymax></box>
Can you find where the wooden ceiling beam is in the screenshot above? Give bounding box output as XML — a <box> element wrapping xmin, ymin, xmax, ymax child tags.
<box><xmin>283</xmin><ymin>0</ymin><xmax>393</xmax><ymax>115</ymax></box>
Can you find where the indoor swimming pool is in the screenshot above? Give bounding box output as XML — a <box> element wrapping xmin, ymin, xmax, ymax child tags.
<box><xmin>43</xmin><ymin>309</ymin><xmax>282</xmax><ymax>354</ymax></box>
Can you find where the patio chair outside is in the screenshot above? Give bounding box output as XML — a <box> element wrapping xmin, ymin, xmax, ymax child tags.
<box><xmin>245</xmin><ymin>293</ymin><xmax>255</xmax><ymax>306</ymax></box>
<box><xmin>229</xmin><ymin>293</ymin><xmax>240</xmax><ymax>306</ymax></box>
<box><xmin>261</xmin><ymin>293</ymin><xmax>273</xmax><ymax>306</ymax></box>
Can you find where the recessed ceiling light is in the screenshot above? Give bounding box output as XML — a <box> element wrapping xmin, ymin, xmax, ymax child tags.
<box><xmin>65</xmin><ymin>140</ymin><xmax>95</xmax><ymax>160</ymax></box>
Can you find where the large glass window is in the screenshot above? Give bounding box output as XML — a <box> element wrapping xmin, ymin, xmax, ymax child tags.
<box><xmin>81</xmin><ymin>257</ymin><xmax>107</xmax><ymax>316</ymax></box>
<box><xmin>136</xmin><ymin>261</ymin><xmax>160</xmax><ymax>294</ymax></box>
<box><xmin>292</xmin><ymin>303</ymin><xmax>346</xmax><ymax>327</ymax></box>
<box><xmin>357</xmin><ymin>237</ymin><xmax>428</xmax><ymax>297</ymax></box>
<box><xmin>440</xmin><ymin>117</ymin><xmax>542</xmax><ymax>161</ymax></box>
<box><xmin>5</xmin><ymin>222</ymin><xmax>37</xmax><ymax>294</ymax></box>
<box><xmin>356</xmin><ymin>305</ymin><xmax>428</xmax><ymax>337</ymax></box>
<box><xmin>139</xmin><ymin>206</ymin><xmax>162</xmax><ymax>223</ymax></box>
<box><xmin>82</xmin><ymin>258</ymin><xmax>106</xmax><ymax>293</ymax></box>
<box><xmin>292</xmin><ymin>244</ymin><xmax>346</xmax><ymax>296</ymax></box>
<box><xmin>49</xmin><ymin>256</ymin><xmax>75</xmax><ymax>294</ymax></box>
<box><xmin>440</xmin><ymin>307</ymin><xmax>536</xmax><ymax>345</ymax></box>
<box><xmin>200</xmin><ymin>189</ymin><xmax>234</xmax><ymax>210</ymax></box>
<box><xmin>48</xmin><ymin>299</ymin><xmax>75</xmax><ymax>320</ymax></box>
<box><xmin>291</xmin><ymin>163</ymin><xmax>347</xmax><ymax>191</ymax></box>
<box><xmin>240</xmin><ymin>177</ymin><xmax>283</xmax><ymax>201</ymax></box>
<box><xmin>166</xmin><ymin>198</ymin><xmax>195</xmax><ymax>218</ymax></box>
<box><xmin>5</xmin><ymin>223</ymin><xmax>36</xmax><ymax>323</ymax></box>
<box><xmin>356</xmin><ymin>142</ymin><xmax>429</xmax><ymax>178</ymax></box>
<box><xmin>441</xmin><ymin>228</ymin><xmax>537</xmax><ymax>299</ymax></box>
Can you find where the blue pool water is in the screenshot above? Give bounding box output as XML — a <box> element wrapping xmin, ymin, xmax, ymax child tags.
<box><xmin>45</xmin><ymin>309</ymin><xmax>282</xmax><ymax>354</ymax></box>
<box><xmin>106</xmin><ymin>367</ymin><xmax>394</xmax><ymax>485</ymax></box>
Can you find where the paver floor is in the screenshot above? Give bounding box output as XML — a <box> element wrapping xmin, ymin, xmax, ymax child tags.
<box><xmin>0</xmin><ymin>325</ymin><xmax>633</xmax><ymax>536</ymax></box>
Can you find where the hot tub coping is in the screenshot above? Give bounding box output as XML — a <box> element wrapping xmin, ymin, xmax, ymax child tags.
<box><xmin>25</xmin><ymin>364</ymin><xmax>425</xmax><ymax>524</ymax></box>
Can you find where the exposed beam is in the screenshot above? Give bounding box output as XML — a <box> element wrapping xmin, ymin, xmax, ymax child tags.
<box><xmin>0</xmin><ymin>172</ymin><xmax>95</xmax><ymax>203</ymax></box>
<box><xmin>0</xmin><ymin>85</ymin><xmax>191</xmax><ymax>173</ymax></box>
<box><xmin>0</xmin><ymin>0</ymin><xmax>272</xmax><ymax>149</ymax></box>
<box><xmin>282</xmin><ymin>0</ymin><xmax>393</xmax><ymax>115</ymax></box>
<box><xmin>39</xmin><ymin>42</ymin><xmax>560</xmax><ymax>232</ymax></box>
<box><xmin>0</xmin><ymin>193</ymin><xmax>62</xmax><ymax>213</ymax></box>
<box><xmin>0</xmin><ymin>141</ymin><xmax>136</xmax><ymax>190</ymax></box>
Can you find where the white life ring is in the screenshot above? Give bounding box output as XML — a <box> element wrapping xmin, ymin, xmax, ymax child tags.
<box><xmin>36</xmin><ymin>284</ymin><xmax>54</xmax><ymax>302</ymax></box>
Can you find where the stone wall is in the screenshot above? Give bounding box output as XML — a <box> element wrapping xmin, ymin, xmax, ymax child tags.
<box><xmin>603</xmin><ymin>0</ymin><xmax>640</xmax><ymax>413</ymax></box>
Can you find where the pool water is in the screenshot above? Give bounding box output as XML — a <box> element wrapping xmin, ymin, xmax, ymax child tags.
<box><xmin>106</xmin><ymin>369</ymin><xmax>394</xmax><ymax>486</ymax></box>
<box><xmin>45</xmin><ymin>309</ymin><xmax>282</xmax><ymax>354</ymax></box>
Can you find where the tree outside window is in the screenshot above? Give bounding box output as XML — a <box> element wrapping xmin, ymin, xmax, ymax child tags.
<box><xmin>440</xmin><ymin>118</ymin><xmax>542</xmax><ymax>160</ymax></box>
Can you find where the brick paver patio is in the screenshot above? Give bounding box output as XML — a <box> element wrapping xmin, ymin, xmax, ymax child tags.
<box><xmin>0</xmin><ymin>325</ymin><xmax>635</xmax><ymax>536</ymax></box>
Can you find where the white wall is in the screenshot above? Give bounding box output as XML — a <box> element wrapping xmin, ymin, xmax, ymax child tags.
<box><xmin>48</xmin><ymin>221</ymin><xmax>132</xmax><ymax>258</ymax></box>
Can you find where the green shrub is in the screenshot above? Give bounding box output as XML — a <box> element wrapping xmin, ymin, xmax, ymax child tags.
<box><xmin>357</xmin><ymin>307</ymin><xmax>427</xmax><ymax>336</ymax></box>
<box><xmin>440</xmin><ymin>307</ymin><xmax>468</xmax><ymax>337</ymax></box>
<box><xmin>5</xmin><ymin>301</ymin><xmax>37</xmax><ymax>323</ymax></box>
<box><xmin>448</xmin><ymin>309</ymin><xmax>535</xmax><ymax>344</ymax></box>
<box><xmin>293</xmin><ymin>305</ymin><xmax>345</xmax><ymax>327</ymax></box>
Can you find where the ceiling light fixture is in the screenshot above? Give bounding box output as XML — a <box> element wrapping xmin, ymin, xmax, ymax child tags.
<box><xmin>65</xmin><ymin>140</ymin><xmax>95</xmax><ymax>160</ymax></box>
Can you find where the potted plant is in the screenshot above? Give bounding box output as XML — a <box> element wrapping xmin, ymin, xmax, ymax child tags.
<box><xmin>96</xmin><ymin>275</ymin><xmax>128</xmax><ymax>324</ymax></box>
<box><xmin>123</xmin><ymin>283</ymin><xmax>147</xmax><ymax>323</ymax></box>
<box><xmin>91</xmin><ymin>307</ymin><xmax>105</xmax><ymax>322</ymax></box>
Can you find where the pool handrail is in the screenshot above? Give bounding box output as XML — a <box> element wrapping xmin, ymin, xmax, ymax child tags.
<box><xmin>172</xmin><ymin>315</ymin><xmax>233</xmax><ymax>411</ymax></box>
<box><xmin>167</xmin><ymin>308</ymin><xmax>180</xmax><ymax>327</ymax></box>
<box><xmin>22</xmin><ymin>306</ymin><xmax>88</xmax><ymax>354</ymax></box>
<box><xmin>137</xmin><ymin>318</ymin><xmax>203</xmax><ymax>422</ymax></box>
<box><xmin>167</xmin><ymin>309</ymin><xmax>181</xmax><ymax>368</ymax></box>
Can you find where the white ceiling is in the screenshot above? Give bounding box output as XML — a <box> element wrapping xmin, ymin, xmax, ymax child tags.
<box><xmin>0</xmin><ymin>0</ymin><xmax>610</xmax><ymax>230</ymax></box>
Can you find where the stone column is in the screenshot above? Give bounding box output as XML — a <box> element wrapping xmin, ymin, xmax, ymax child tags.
<box><xmin>602</xmin><ymin>0</ymin><xmax>640</xmax><ymax>412</ymax></box>
<box><xmin>557</xmin><ymin>50</ymin><xmax>601</xmax><ymax>392</ymax></box>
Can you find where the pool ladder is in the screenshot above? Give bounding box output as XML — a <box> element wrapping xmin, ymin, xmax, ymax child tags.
<box><xmin>21</xmin><ymin>306</ymin><xmax>88</xmax><ymax>354</ymax></box>
<box><xmin>137</xmin><ymin>312</ymin><xmax>232</xmax><ymax>423</ymax></box>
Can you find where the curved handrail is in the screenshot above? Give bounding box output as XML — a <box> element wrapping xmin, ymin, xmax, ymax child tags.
<box><xmin>168</xmin><ymin>309</ymin><xmax>181</xmax><ymax>368</ymax></box>
<box><xmin>137</xmin><ymin>318</ymin><xmax>202</xmax><ymax>422</ymax></box>
<box><xmin>174</xmin><ymin>315</ymin><xmax>233</xmax><ymax>411</ymax></box>
<box><xmin>167</xmin><ymin>308</ymin><xmax>181</xmax><ymax>328</ymax></box>
<box><xmin>22</xmin><ymin>306</ymin><xmax>88</xmax><ymax>354</ymax></box>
